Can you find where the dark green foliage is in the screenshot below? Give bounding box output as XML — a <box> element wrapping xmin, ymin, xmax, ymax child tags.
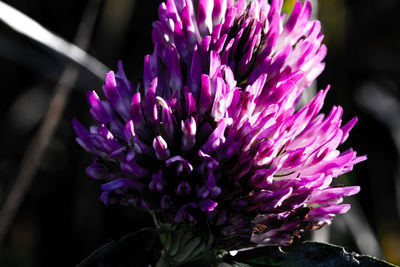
<box><xmin>226</xmin><ymin>242</ymin><xmax>397</xmax><ymax>267</ymax></box>
<box><xmin>77</xmin><ymin>228</ymin><xmax>396</xmax><ymax>267</ymax></box>
<box><xmin>76</xmin><ymin>228</ymin><xmax>161</xmax><ymax>267</ymax></box>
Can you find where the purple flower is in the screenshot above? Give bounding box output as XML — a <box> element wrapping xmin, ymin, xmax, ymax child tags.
<box><xmin>73</xmin><ymin>0</ymin><xmax>365</xmax><ymax>248</ymax></box>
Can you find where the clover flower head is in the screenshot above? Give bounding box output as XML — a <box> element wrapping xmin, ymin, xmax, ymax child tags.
<box><xmin>73</xmin><ymin>0</ymin><xmax>366</xmax><ymax>249</ymax></box>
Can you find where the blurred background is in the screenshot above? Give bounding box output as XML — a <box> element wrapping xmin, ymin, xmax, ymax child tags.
<box><xmin>0</xmin><ymin>0</ymin><xmax>399</xmax><ymax>266</ymax></box>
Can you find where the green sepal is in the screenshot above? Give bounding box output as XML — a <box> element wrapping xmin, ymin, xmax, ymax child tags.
<box><xmin>156</xmin><ymin>222</ymin><xmax>215</xmax><ymax>266</ymax></box>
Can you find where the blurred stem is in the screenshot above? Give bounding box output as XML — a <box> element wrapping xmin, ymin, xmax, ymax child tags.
<box><xmin>340</xmin><ymin>175</ymin><xmax>386</xmax><ymax>259</ymax></box>
<box><xmin>0</xmin><ymin>1</ymin><xmax>108</xmax><ymax>78</ymax></box>
<box><xmin>0</xmin><ymin>0</ymin><xmax>103</xmax><ymax>247</ymax></box>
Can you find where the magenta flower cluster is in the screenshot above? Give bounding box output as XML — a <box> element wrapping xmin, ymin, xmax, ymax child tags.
<box><xmin>73</xmin><ymin>0</ymin><xmax>365</xmax><ymax>248</ymax></box>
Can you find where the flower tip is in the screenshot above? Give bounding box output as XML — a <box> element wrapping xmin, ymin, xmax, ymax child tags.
<box><xmin>340</xmin><ymin>116</ymin><xmax>359</xmax><ymax>144</ymax></box>
<box><xmin>304</xmin><ymin>0</ymin><xmax>313</xmax><ymax>16</ymax></box>
<box><xmin>100</xmin><ymin>191</ymin><xmax>110</xmax><ymax>206</ymax></box>
<box><xmin>105</xmin><ymin>71</ymin><xmax>117</xmax><ymax>88</ymax></box>
<box><xmin>72</xmin><ymin>118</ymin><xmax>86</xmax><ymax>134</ymax></box>
<box><xmin>271</xmin><ymin>0</ymin><xmax>284</xmax><ymax>11</ymax></box>
<box><xmin>324</xmin><ymin>84</ymin><xmax>331</xmax><ymax>93</ymax></box>
<box><xmin>338</xmin><ymin>204</ymin><xmax>351</xmax><ymax>214</ymax></box>
<box><xmin>87</xmin><ymin>90</ymin><xmax>100</xmax><ymax>104</ymax></box>
<box><xmin>117</xmin><ymin>60</ymin><xmax>124</xmax><ymax>71</ymax></box>
<box><xmin>350</xmin><ymin>186</ymin><xmax>361</xmax><ymax>195</ymax></box>
<box><xmin>359</xmin><ymin>154</ymin><xmax>368</xmax><ymax>162</ymax></box>
<box><xmin>72</xmin><ymin>117</ymin><xmax>79</xmax><ymax>126</ymax></box>
<box><xmin>153</xmin><ymin>136</ymin><xmax>170</xmax><ymax>161</ymax></box>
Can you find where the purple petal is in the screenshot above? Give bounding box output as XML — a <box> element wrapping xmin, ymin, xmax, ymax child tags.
<box><xmin>340</xmin><ymin>117</ymin><xmax>357</xmax><ymax>144</ymax></box>
<box><xmin>177</xmin><ymin>180</ymin><xmax>191</xmax><ymax>194</ymax></box>
<box><xmin>199</xmin><ymin>199</ymin><xmax>218</xmax><ymax>212</ymax></box>
<box><xmin>153</xmin><ymin>136</ymin><xmax>170</xmax><ymax>161</ymax></box>
<box><xmin>198</xmin><ymin>74</ymin><xmax>212</xmax><ymax>115</ymax></box>
<box><xmin>201</xmin><ymin>118</ymin><xmax>232</xmax><ymax>154</ymax></box>
<box><xmin>181</xmin><ymin>116</ymin><xmax>197</xmax><ymax>151</ymax></box>
<box><xmin>88</xmin><ymin>91</ymin><xmax>112</xmax><ymax>123</ymax></box>
<box><xmin>166</xmin><ymin>156</ymin><xmax>193</xmax><ymax>175</ymax></box>
<box><xmin>85</xmin><ymin>160</ymin><xmax>108</xmax><ymax>180</ymax></box>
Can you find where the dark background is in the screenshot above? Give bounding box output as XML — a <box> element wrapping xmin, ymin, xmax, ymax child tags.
<box><xmin>0</xmin><ymin>0</ymin><xmax>399</xmax><ymax>266</ymax></box>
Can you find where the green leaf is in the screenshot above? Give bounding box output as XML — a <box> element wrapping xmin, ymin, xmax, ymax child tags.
<box><xmin>223</xmin><ymin>241</ymin><xmax>397</xmax><ymax>267</ymax></box>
